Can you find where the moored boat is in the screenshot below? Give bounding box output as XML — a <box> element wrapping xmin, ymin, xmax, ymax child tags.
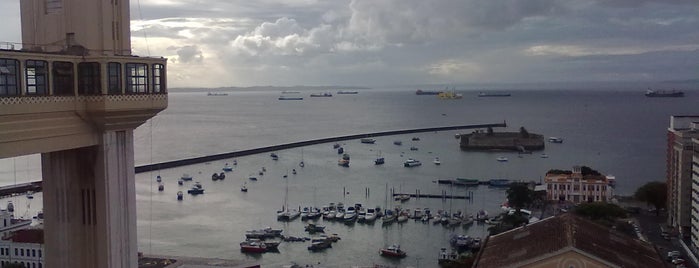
<box><xmin>496</xmin><ymin>156</ymin><xmax>508</xmax><ymax>162</ymax></box>
<box><xmin>478</xmin><ymin>92</ymin><xmax>511</xmax><ymax>97</ymax></box>
<box><xmin>548</xmin><ymin>137</ymin><xmax>564</xmax><ymax>143</ymax></box>
<box><xmin>337</xmin><ymin>90</ymin><xmax>358</xmax><ymax>94</ymax></box>
<box><xmin>240</xmin><ymin>239</ymin><xmax>267</xmax><ymax>253</ymax></box>
<box><xmin>393</xmin><ymin>140</ymin><xmax>402</xmax><ymax>145</ymax></box>
<box><xmin>433</xmin><ymin>157</ymin><xmax>441</xmax><ymax>165</ymax></box>
<box><xmin>222</xmin><ymin>163</ymin><xmax>234</xmax><ymax>172</ymax></box>
<box><xmin>176</xmin><ymin>191</ymin><xmax>183</xmax><ymax>201</ymax></box>
<box><xmin>374</xmin><ymin>157</ymin><xmax>385</xmax><ymax>165</ymax></box>
<box><xmin>310</xmin><ymin>92</ymin><xmax>333</xmax><ymax>97</ymax></box>
<box><xmin>403</xmin><ymin>159</ymin><xmax>422</xmax><ymax>167</ymax></box>
<box><xmin>379</xmin><ymin>244</ymin><xmax>407</xmax><ymax>258</ymax></box>
<box><xmin>455</xmin><ymin>178</ymin><xmax>480</xmax><ymax>186</ymax></box>
<box><xmin>645</xmin><ymin>89</ymin><xmax>684</xmax><ymax>97</ymax></box>
<box><xmin>180</xmin><ymin>174</ymin><xmax>193</xmax><ymax>181</ymax></box>
<box><xmin>307</xmin><ymin>237</ymin><xmax>332</xmax><ymax>251</ymax></box>
<box><xmin>278</xmin><ymin>96</ymin><xmax>303</xmax><ymax>100</ymax></box>
<box><xmin>360</xmin><ymin>138</ymin><xmax>376</xmax><ymax>144</ymax></box>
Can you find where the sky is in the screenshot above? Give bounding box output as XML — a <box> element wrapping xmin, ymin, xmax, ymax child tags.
<box><xmin>1</xmin><ymin>0</ymin><xmax>698</xmax><ymax>88</ymax></box>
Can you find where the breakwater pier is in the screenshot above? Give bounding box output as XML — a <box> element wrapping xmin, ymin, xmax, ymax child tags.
<box><xmin>135</xmin><ymin>122</ymin><xmax>506</xmax><ymax>173</ymax></box>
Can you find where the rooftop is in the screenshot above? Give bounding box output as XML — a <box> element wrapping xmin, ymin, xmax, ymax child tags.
<box><xmin>474</xmin><ymin>213</ymin><xmax>663</xmax><ymax>268</ymax></box>
<box><xmin>2</xmin><ymin>228</ymin><xmax>44</xmax><ymax>244</ymax></box>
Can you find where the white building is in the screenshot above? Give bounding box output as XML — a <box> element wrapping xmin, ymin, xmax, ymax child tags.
<box><xmin>688</xmin><ymin>121</ymin><xmax>699</xmax><ymax>254</ymax></box>
<box><xmin>544</xmin><ymin>166</ymin><xmax>613</xmax><ymax>203</ymax></box>
<box><xmin>667</xmin><ymin>116</ymin><xmax>699</xmax><ymax>238</ymax></box>
<box><xmin>0</xmin><ymin>228</ymin><xmax>44</xmax><ymax>268</ymax></box>
<box><xmin>0</xmin><ymin>209</ymin><xmax>31</xmax><ymax>239</ymax></box>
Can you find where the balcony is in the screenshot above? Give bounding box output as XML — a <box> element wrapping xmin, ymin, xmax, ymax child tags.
<box><xmin>0</xmin><ymin>49</ymin><xmax>167</xmax><ymax>158</ymax></box>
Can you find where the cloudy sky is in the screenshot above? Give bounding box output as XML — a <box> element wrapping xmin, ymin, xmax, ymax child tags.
<box><xmin>1</xmin><ymin>0</ymin><xmax>698</xmax><ymax>87</ymax></box>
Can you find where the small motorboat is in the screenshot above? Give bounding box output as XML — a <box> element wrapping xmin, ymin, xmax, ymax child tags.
<box><xmin>433</xmin><ymin>157</ymin><xmax>441</xmax><ymax>165</ymax></box>
<box><xmin>240</xmin><ymin>239</ymin><xmax>267</xmax><ymax>253</ymax></box>
<box><xmin>222</xmin><ymin>163</ymin><xmax>234</xmax><ymax>172</ymax></box>
<box><xmin>380</xmin><ymin>244</ymin><xmax>407</xmax><ymax>258</ymax></box>
<box><xmin>249</xmin><ymin>176</ymin><xmax>257</xmax><ymax>181</ymax></box>
<box><xmin>541</xmin><ymin>154</ymin><xmax>549</xmax><ymax>158</ymax></box>
<box><xmin>548</xmin><ymin>137</ymin><xmax>564</xmax><ymax>143</ymax></box>
<box><xmin>292</xmin><ymin>169</ymin><xmax>297</xmax><ymax>175</ymax></box>
<box><xmin>270</xmin><ymin>153</ymin><xmax>279</xmax><ymax>160</ymax></box>
<box><xmin>393</xmin><ymin>140</ymin><xmax>402</xmax><ymax>145</ymax></box>
<box><xmin>360</xmin><ymin>138</ymin><xmax>376</xmax><ymax>144</ymax></box>
<box><xmin>156</xmin><ymin>175</ymin><xmax>162</xmax><ymax>183</ymax></box>
<box><xmin>180</xmin><ymin>174</ymin><xmax>193</xmax><ymax>181</ymax></box>
<box><xmin>374</xmin><ymin>157</ymin><xmax>385</xmax><ymax>165</ymax></box>
<box><xmin>411</xmin><ymin>137</ymin><xmax>420</xmax><ymax>141</ymax></box>
<box><xmin>307</xmin><ymin>237</ymin><xmax>332</xmax><ymax>251</ymax></box>
<box><xmin>26</xmin><ymin>192</ymin><xmax>34</xmax><ymax>199</ymax></box>
<box><xmin>410</xmin><ymin>146</ymin><xmax>418</xmax><ymax>151</ymax></box>
<box><xmin>496</xmin><ymin>156</ymin><xmax>508</xmax><ymax>162</ymax></box>
<box><xmin>333</xmin><ymin>143</ymin><xmax>340</xmax><ymax>149</ymax></box>
<box><xmin>299</xmin><ymin>161</ymin><xmax>305</xmax><ymax>168</ymax></box>
<box><xmin>176</xmin><ymin>191</ymin><xmax>183</xmax><ymax>201</ymax></box>
<box><xmin>178</xmin><ymin>180</ymin><xmax>184</xmax><ymax>186</ymax></box>
<box><xmin>337</xmin><ymin>147</ymin><xmax>344</xmax><ymax>154</ymax></box>
<box><xmin>305</xmin><ymin>223</ymin><xmax>326</xmax><ymax>233</ymax></box>
<box><xmin>403</xmin><ymin>159</ymin><xmax>422</xmax><ymax>167</ymax></box>
<box><xmin>158</xmin><ymin>184</ymin><xmax>164</xmax><ymax>192</ymax></box>
<box><xmin>241</xmin><ymin>184</ymin><xmax>248</xmax><ymax>192</ymax></box>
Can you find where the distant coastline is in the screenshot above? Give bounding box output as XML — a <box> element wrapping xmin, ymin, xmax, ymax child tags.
<box><xmin>170</xmin><ymin>85</ymin><xmax>372</xmax><ymax>93</ymax></box>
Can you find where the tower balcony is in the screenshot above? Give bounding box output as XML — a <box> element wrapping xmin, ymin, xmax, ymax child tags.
<box><xmin>0</xmin><ymin>49</ymin><xmax>168</xmax><ymax>158</ymax></box>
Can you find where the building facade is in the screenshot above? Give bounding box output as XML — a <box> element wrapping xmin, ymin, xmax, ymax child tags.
<box><xmin>544</xmin><ymin>166</ymin><xmax>612</xmax><ymax>203</ymax></box>
<box><xmin>688</xmin><ymin>122</ymin><xmax>699</xmax><ymax>253</ymax></box>
<box><xmin>666</xmin><ymin>116</ymin><xmax>699</xmax><ymax>238</ymax></box>
<box><xmin>0</xmin><ymin>229</ymin><xmax>44</xmax><ymax>268</ymax></box>
<box><xmin>0</xmin><ymin>1</ymin><xmax>168</xmax><ymax>267</ymax></box>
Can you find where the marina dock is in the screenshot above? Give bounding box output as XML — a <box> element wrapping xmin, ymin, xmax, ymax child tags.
<box><xmin>393</xmin><ymin>191</ymin><xmax>473</xmax><ymax>200</ymax></box>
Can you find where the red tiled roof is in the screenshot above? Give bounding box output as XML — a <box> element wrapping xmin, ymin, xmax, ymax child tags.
<box><xmin>3</xmin><ymin>229</ymin><xmax>44</xmax><ymax>244</ymax></box>
<box><xmin>474</xmin><ymin>213</ymin><xmax>663</xmax><ymax>268</ymax></box>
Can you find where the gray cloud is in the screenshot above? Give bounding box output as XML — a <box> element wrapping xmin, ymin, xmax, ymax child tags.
<box><xmin>174</xmin><ymin>45</ymin><xmax>204</xmax><ymax>63</ymax></box>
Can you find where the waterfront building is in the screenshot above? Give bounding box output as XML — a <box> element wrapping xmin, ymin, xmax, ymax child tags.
<box><xmin>666</xmin><ymin>116</ymin><xmax>699</xmax><ymax>239</ymax></box>
<box><xmin>473</xmin><ymin>213</ymin><xmax>663</xmax><ymax>268</ymax></box>
<box><xmin>544</xmin><ymin>166</ymin><xmax>612</xmax><ymax>203</ymax></box>
<box><xmin>0</xmin><ymin>229</ymin><xmax>44</xmax><ymax>268</ymax></box>
<box><xmin>685</xmin><ymin>121</ymin><xmax>699</xmax><ymax>254</ymax></box>
<box><xmin>0</xmin><ymin>210</ymin><xmax>32</xmax><ymax>239</ymax></box>
<box><xmin>0</xmin><ymin>0</ymin><xmax>168</xmax><ymax>267</ymax></box>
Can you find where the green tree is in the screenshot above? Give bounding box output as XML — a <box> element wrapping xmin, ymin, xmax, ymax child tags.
<box><xmin>634</xmin><ymin>181</ymin><xmax>667</xmax><ymax>215</ymax></box>
<box><xmin>574</xmin><ymin>202</ymin><xmax>627</xmax><ymax>222</ymax></box>
<box><xmin>506</xmin><ymin>183</ymin><xmax>533</xmax><ymax>212</ymax></box>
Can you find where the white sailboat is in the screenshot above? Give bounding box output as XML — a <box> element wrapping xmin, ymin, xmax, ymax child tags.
<box><xmin>299</xmin><ymin>148</ymin><xmax>305</xmax><ymax>168</ymax></box>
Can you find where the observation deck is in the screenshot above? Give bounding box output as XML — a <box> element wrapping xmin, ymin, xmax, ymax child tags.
<box><xmin>0</xmin><ymin>47</ymin><xmax>168</xmax><ymax>158</ymax></box>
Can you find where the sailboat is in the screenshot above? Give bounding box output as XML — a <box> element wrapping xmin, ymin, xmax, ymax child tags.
<box><xmin>277</xmin><ymin>173</ymin><xmax>300</xmax><ymax>221</ymax></box>
<box><xmin>299</xmin><ymin>149</ymin><xmax>305</xmax><ymax>168</ymax></box>
<box><xmin>382</xmin><ymin>184</ymin><xmax>396</xmax><ymax>225</ymax></box>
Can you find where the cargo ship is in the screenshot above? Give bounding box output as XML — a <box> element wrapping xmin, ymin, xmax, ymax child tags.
<box><xmin>416</xmin><ymin>89</ymin><xmax>442</xmax><ymax>95</ymax></box>
<box><xmin>478</xmin><ymin>92</ymin><xmax>511</xmax><ymax>97</ymax></box>
<box><xmin>644</xmin><ymin>89</ymin><xmax>684</xmax><ymax>97</ymax></box>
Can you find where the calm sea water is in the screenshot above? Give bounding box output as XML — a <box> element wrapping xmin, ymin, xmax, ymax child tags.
<box><xmin>1</xmin><ymin>87</ymin><xmax>697</xmax><ymax>267</ymax></box>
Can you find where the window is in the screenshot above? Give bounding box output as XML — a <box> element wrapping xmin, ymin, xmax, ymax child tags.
<box><xmin>78</xmin><ymin>62</ymin><xmax>101</xmax><ymax>95</ymax></box>
<box><xmin>108</xmin><ymin>62</ymin><xmax>121</xmax><ymax>94</ymax></box>
<box><xmin>32</xmin><ymin>249</ymin><xmax>35</xmax><ymax>257</ymax></box>
<box><xmin>52</xmin><ymin>61</ymin><xmax>74</xmax><ymax>95</ymax></box>
<box><xmin>38</xmin><ymin>249</ymin><xmax>41</xmax><ymax>258</ymax></box>
<box><xmin>15</xmin><ymin>248</ymin><xmax>17</xmax><ymax>256</ymax></box>
<box><xmin>152</xmin><ymin>64</ymin><xmax>165</xmax><ymax>93</ymax></box>
<box><xmin>0</xmin><ymin>58</ymin><xmax>20</xmax><ymax>96</ymax></box>
<box><xmin>25</xmin><ymin>60</ymin><xmax>48</xmax><ymax>95</ymax></box>
<box><xmin>125</xmin><ymin>63</ymin><xmax>147</xmax><ymax>93</ymax></box>
<box><xmin>21</xmin><ymin>248</ymin><xmax>24</xmax><ymax>256</ymax></box>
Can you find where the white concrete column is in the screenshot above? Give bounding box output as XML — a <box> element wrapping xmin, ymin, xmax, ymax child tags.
<box><xmin>42</xmin><ymin>130</ymin><xmax>137</xmax><ymax>268</ymax></box>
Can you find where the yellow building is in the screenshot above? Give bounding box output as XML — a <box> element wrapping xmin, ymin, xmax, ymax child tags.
<box><xmin>544</xmin><ymin>166</ymin><xmax>612</xmax><ymax>203</ymax></box>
